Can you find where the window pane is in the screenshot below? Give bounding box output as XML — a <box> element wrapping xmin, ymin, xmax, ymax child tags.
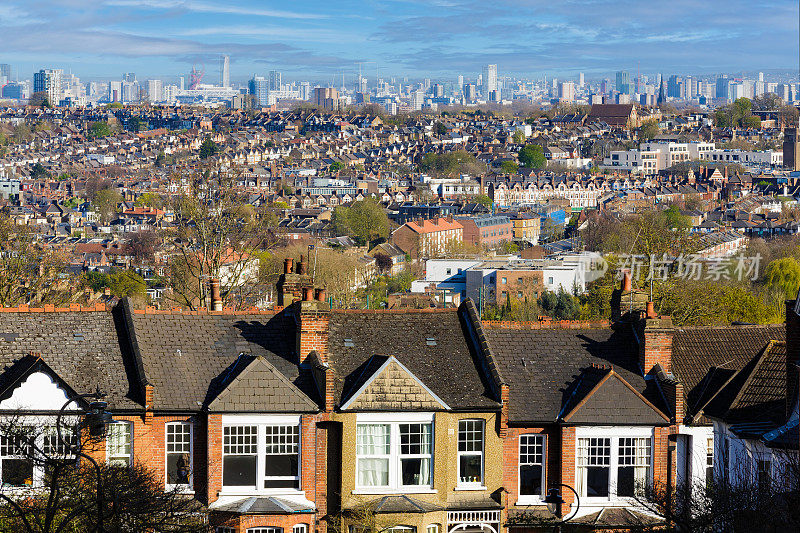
<box><xmin>586</xmin><ymin>467</ymin><xmax>609</xmax><ymax>497</ymax></box>
<box><xmin>265</xmin><ymin>454</ymin><xmax>298</xmax><ymax>478</ymax></box>
<box><xmin>224</xmin><ymin>426</ymin><xmax>257</xmax><ymax>454</ymax></box>
<box><xmin>458</xmin><ymin>420</ymin><xmax>483</xmax><ymax>452</ymax></box>
<box><xmin>520</xmin><ymin>464</ymin><xmax>542</xmax><ymax>496</ymax></box>
<box><xmin>167</xmin><ymin>453</ymin><xmax>191</xmax><ymax>485</ymax></box>
<box><xmin>357</xmin><ymin>458</ymin><xmax>389</xmax><ymax>486</ymax></box>
<box><xmin>356</xmin><ymin>424</ymin><xmax>390</xmax><ymax>455</ymax></box>
<box><xmin>2</xmin><ymin>458</ymin><xmax>33</xmax><ymax>486</ymax></box>
<box><xmin>167</xmin><ymin>423</ymin><xmax>191</xmax><ymax>453</ymax></box>
<box><xmin>459</xmin><ymin>455</ymin><xmax>482</xmax><ymax>484</ymax></box>
<box><xmin>401</xmin><ymin>457</ymin><xmax>430</xmax><ymax>486</ymax></box>
<box><xmin>223</xmin><ymin>455</ymin><xmax>257</xmax><ymax>487</ymax></box>
<box><xmin>400</xmin><ymin>424</ymin><xmax>431</xmax><ymax>455</ymax></box>
<box><xmin>617</xmin><ymin>466</ymin><xmax>635</xmax><ymax>496</ymax></box>
<box><xmin>108</xmin><ymin>423</ymin><xmax>132</xmax><ymax>457</ymax></box>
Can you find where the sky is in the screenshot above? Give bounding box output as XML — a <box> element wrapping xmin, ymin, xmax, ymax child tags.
<box><xmin>1</xmin><ymin>0</ymin><xmax>798</xmax><ymax>84</ymax></box>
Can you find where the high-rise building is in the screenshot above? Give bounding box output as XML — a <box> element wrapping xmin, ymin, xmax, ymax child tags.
<box><xmin>248</xmin><ymin>76</ymin><xmax>268</xmax><ymax>106</ymax></box>
<box><xmin>108</xmin><ymin>80</ymin><xmax>122</xmax><ymax>102</ymax></box>
<box><xmin>558</xmin><ymin>81</ymin><xmax>575</xmax><ymax>102</ymax></box>
<box><xmin>147</xmin><ymin>79</ymin><xmax>163</xmax><ymax>102</ymax></box>
<box><xmin>33</xmin><ymin>69</ymin><xmax>63</xmax><ymax>105</ymax></box>
<box><xmin>463</xmin><ymin>83</ymin><xmax>477</xmax><ymax>102</ymax></box>
<box><xmin>313</xmin><ymin>87</ymin><xmax>339</xmax><ymax>110</ymax></box>
<box><xmin>432</xmin><ymin>83</ymin><xmax>444</xmax><ymax>98</ymax></box>
<box><xmin>410</xmin><ymin>89</ymin><xmax>425</xmax><ymax>111</ymax></box>
<box><xmin>615</xmin><ymin>71</ymin><xmax>630</xmax><ymax>94</ymax></box>
<box><xmin>482</xmin><ymin>64</ymin><xmax>497</xmax><ymax>96</ymax></box>
<box><xmin>667</xmin><ymin>75</ymin><xmax>681</xmax><ymax>98</ymax></box>
<box><xmin>269</xmin><ymin>70</ymin><xmax>282</xmax><ymax>91</ymax></box>
<box><xmin>2</xmin><ymin>83</ymin><xmax>22</xmax><ymax>100</ymax></box>
<box><xmin>457</xmin><ymin>75</ymin><xmax>464</xmax><ymax>91</ymax></box>
<box><xmin>220</xmin><ymin>55</ymin><xmax>230</xmax><ymax>88</ymax></box>
<box><xmin>0</xmin><ymin>64</ymin><xmax>10</xmax><ymax>84</ymax></box>
<box><xmin>179</xmin><ymin>76</ymin><xmax>185</xmax><ymax>91</ymax></box>
<box><xmin>715</xmin><ymin>75</ymin><xmax>729</xmax><ymax>100</ymax></box>
<box><xmin>578</xmin><ymin>72</ymin><xmax>585</xmax><ymax>88</ymax></box>
<box><xmin>122</xmin><ymin>72</ymin><xmax>136</xmax><ymax>83</ymax></box>
<box><xmin>758</xmin><ymin>72</ymin><xmax>764</xmax><ymax>82</ymax></box>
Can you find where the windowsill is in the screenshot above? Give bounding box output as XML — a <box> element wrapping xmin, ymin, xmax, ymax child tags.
<box><xmin>353</xmin><ymin>487</ymin><xmax>437</xmax><ymax>495</ymax></box>
<box><xmin>515</xmin><ymin>497</ymin><xmax>546</xmax><ymax>506</ymax></box>
<box><xmin>166</xmin><ymin>486</ymin><xmax>195</xmax><ymax>494</ymax></box>
<box><xmin>218</xmin><ymin>488</ymin><xmax>306</xmax><ymax>498</ymax></box>
<box><xmin>454</xmin><ymin>485</ymin><xmax>486</xmax><ymax>491</ymax></box>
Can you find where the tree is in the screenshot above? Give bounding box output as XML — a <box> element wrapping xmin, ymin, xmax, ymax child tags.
<box><xmin>166</xmin><ymin>169</ymin><xmax>280</xmax><ymax>310</ymax></box>
<box><xmin>28</xmin><ymin>91</ymin><xmax>50</xmax><ymax>108</ymax></box>
<box><xmin>332</xmin><ymin>199</ymin><xmax>389</xmax><ymax>245</ymax></box>
<box><xmin>88</xmin><ymin>121</ymin><xmax>111</xmax><ymax>139</ymax></box>
<box><xmin>107</xmin><ymin>270</ymin><xmax>147</xmax><ymax>299</ymax></box>
<box><xmin>128</xmin><ymin>116</ymin><xmax>143</xmax><ymax>132</ymax></box>
<box><xmin>127</xmin><ymin>230</ymin><xmax>161</xmax><ymax>263</ymax></box>
<box><xmin>373</xmin><ymin>253</ymin><xmax>393</xmax><ymax>273</ymax></box>
<box><xmin>93</xmin><ymin>188</ymin><xmax>123</xmax><ymax>224</ymax></box>
<box><xmin>471</xmin><ymin>194</ymin><xmax>493</xmax><ymax>209</ymax></box>
<box><xmin>155</xmin><ymin>151</ymin><xmax>166</xmax><ymax>167</ymax></box>
<box><xmin>639</xmin><ymin>119</ymin><xmax>660</xmax><ymax>141</ymax></box>
<box><xmin>500</xmin><ymin>160</ymin><xmax>519</xmax><ymax>174</ymax></box>
<box><xmin>511</xmin><ymin>129</ymin><xmax>525</xmax><ymax>144</ymax></box>
<box><xmin>199</xmin><ymin>136</ymin><xmax>218</xmax><ymax>159</ymax></box>
<box><xmin>30</xmin><ymin>162</ymin><xmax>49</xmax><ymax>180</ymax></box>
<box><xmin>329</xmin><ymin>161</ymin><xmax>346</xmax><ymax>173</ymax></box>
<box><xmin>518</xmin><ymin>144</ymin><xmax>546</xmax><ymax>168</ymax></box>
<box><xmin>741</xmin><ymin>114</ymin><xmax>761</xmax><ymax>129</ymax></box>
<box><xmin>765</xmin><ymin>257</ymin><xmax>800</xmax><ymax>299</ymax></box>
<box><xmin>434</xmin><ymin>121</ymin><xmax>447</xmax><ymax>136</ymax></box>
<box><xmin>418</xmin><ymin>151</ymin><xmax>485</xmax><ymax>177</ymax></box>
<box><xmin>134</xmin><ymin>192</ymin><xmax>164</xmax><ymax>208</ymax></box>
<box><xmin>0</xmin><ymin>215</ymin><xmax>70</xmax><ymax>307</ymax></box>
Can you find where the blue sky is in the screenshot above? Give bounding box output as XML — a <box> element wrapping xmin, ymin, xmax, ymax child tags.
<box><xmin>1</xmin><ymin>0</ymin><xmax>798</xmax><ymax>83</ymax></box>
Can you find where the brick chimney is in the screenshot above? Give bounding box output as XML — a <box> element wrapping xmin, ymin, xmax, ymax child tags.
<box><xmin>296</xmin><ymin>292</ymin><xmax>330</xmax><ymax>365</ymax></box>
<box><xmin>638</xmin><ymin>311</ymin><xmax>674</xmax><ymax>376</ymax></box>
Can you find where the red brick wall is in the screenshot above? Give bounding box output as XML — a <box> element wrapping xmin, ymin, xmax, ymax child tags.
<box><xmin>298</xmin><ymin>309</ymin><xmax>330</xmax><ymax>364</ymax></box>
<box><xmin>639</xmin><ymin>319</ymin><xmax>674</xmax><ymax>375</ymax></box>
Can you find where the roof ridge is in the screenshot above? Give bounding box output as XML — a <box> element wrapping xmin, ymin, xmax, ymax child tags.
<box><xmin>483</xmin><ymin>319</ymin><xmax>612</xmax><ymax>330</ymax></box>
<box><xmin>0</xmin><ymin>303</ymin><xmax>109</xmax><ymax>313</ymax></box>
<box><xmin>132</xmin><ymin>306</ymin><xmax>283</xmax><ymax>316</ymax></box>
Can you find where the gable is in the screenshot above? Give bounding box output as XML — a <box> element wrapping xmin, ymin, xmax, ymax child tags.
<box><xmin>341</xmin><ymin>356</ymin><xmax>450</xmax><ymax>411</ymax></box>
<box><xmin>0</xmin><ymin>371</ymin><xmax>79</xmax><ymax>412</ymax></box>
<box><xmin>209</xmin><ymin>356</ymin><xmax>318</xmax><ymax>413</ymax></box>
<box><xmin>563</xmin><ymin>372</ymin><xmax>669</xmax><ymax>425</ymax></box>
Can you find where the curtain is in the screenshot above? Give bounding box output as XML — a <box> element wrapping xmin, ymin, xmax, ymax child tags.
<box><xmin>357</xmin><ymin>424</ymin><xmax>390</xmax><ymax>486</ymax></box>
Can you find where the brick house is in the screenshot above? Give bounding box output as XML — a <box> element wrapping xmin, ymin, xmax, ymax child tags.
<box><xmin>456</xmin><ymin>215</ymin><xmax>513</xmax><ymax>249</ymax></box>
<box><xmin>391</xmin><ymin>217</ymin><xmax>464</xmax><ymax>259</ymax></box>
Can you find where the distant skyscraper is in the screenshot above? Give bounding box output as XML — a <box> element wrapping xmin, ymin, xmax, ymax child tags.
<box><xmin>410</xmin><ymin>89</ymin><xmax>425</xmax><ymax>111</ymax></box>
<box><xmin>715</xmin><ymin>75</ymin><xmax>729</xmax><ymax>100</ymax></box>
<box><xmin>147</xmin><ymin>79</ymin><xmax>163</xmax><ymax>102</ymax></box>
<box><xmin>33</xmin><ymin>69</ymin><xmax>63</xmax><ymax>104</ymax></box>
<box><xmin>108</xmin><ymin>80</ymin><xmax>122</xmax><ymax>102</ymax></box>
<box><xmin>558</xmin><ymin>81</ymin><xmax>575</xmax><ymax>102</ymax></box>
<box><xmin>657</xmin><ymin>76</ymin><xmax>666</xmax><ymax>105</ymax></box>
<box><xmin>615</xmin><ymin>71</ymin><xmax>630</xmax><ymax>94</ymax></box>
<box><xmin>578</xmin><ymin>72</ymin><xmax>585</xmax><ymax>88</ymax></box>
<box><xmin>269</xmin><ymin>70</ymin><xmax>282</xmax><ymax>91</ymax></box>
<box><xmin>482</xmin><ymin>64</ymin><xmax>497</xmax><ymax>96</ymax></box>
<box><xmin>463</xmin><ymin>83</ymin><xmax>477</xmax><ymax>102</ymax></box>
<box><xmin>122</xmin><ymin>72</ymin><xmax>136</xmax><ymax>83</ymax></box>
<box><xmin>179</xmin><ymin>76</ymin><xmax>185</xmax><ymax>91</ymax></box>
<box><xmin>220</xmin><ymin>55</ymin><xmax>230</xmax><ymax>88</ymax></box>
<box><xmin>300</xmin><ymin>81</ymin><xmax>311</xmax><ymax>101</ymax></box>
<box><xmin>667</xmin><ymin>75</ymin><xmax>681</xmax><ymax>98</ymax></box>
<box><xmin>432</xmin><ymin>83</ymin><xmax>444</xmax><ymax>98</ymax></box>
<box><xmin>0</xmin><ymin>64</ymin><xmax>10</xmax><ymax>82</ymax></box>
<box><xmin>313</xmin><ymin>87</ymin><xmax>339</xmax><ymax>110</ymax></box>
<box><xmin>248</xmin><ymin>76</ymin><xmax>268</xmax><ymax>106</ymax></box>
<box><xmin>758</xmin><ymin>72</ymin><xmax>764</xmax><ymax>82</ymax></box>
<box><xmin>457</xmin><ymin>75</ymin><xmax>464</xmax><ymax>91</ymax></box>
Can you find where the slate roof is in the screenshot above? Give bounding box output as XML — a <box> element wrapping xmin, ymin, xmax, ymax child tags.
<box><xmin>327</xmin><ymin>307</ymin><xmax>501</xmax><ymax>411</ymax></box>
<box><xmin>129</xmin><ymin>309</ymin><xmax>318</xmax><ymax>411</ymax></box>
<box><xmin>215</xmin><ymin>496</ymin><xmax>315</xmax><ymax>514</ymax></box>
<box><xmin>0</xmin><ymin>310</ymin><xmax>140</xmax><ymax>410</ymax></box>
<box><xmin>671</xmin><ymin>325</ymin><xmax>783</xmax><ymax>422</ymax></box>
<box><xmin>208</xmin><ymin>356</ymin><xmax>318</xmax><ymax>413</ymax></box>
<box><xmin>485</xmin><ymin>324</ymin><xmax>666</xmax><ymax>424</ymax></box>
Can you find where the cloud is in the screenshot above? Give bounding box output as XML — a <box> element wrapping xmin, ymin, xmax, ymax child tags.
<box><xmin>104</xmin><ymin>0</ymin><xmax>329</xmax><ymax>19</ymax></box>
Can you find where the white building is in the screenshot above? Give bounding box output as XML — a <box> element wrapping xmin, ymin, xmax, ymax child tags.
<box><xmin>147</xmin><ymin>79</ymin><xmax>163</xmax><ymax>103</ymax></box>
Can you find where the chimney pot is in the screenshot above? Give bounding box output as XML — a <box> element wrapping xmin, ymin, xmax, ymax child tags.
<box><xmin>622</xmin><ymin>271</ymin><xmax>632</xmax><ymax>292</ymax></box>
<box><xmin>646</xmin><ymin>300</ymin><xmax>657</xmax><ymax>319</ymax></box>
<box><xmin>315</xmin><ymin>288</ymin><xmax>327</xmax><ymax>301</ymax></box>
<box><xmin>303</xmin><ymin>287</ymin><xmax>314</xmax><ymax>301</ymax></box>
<box><xmin>284</xmin><ymin>257</ymin><xmax>294</xmax><ymax>274</ymax></box>
<box><xmin>210</xmin><ymin>278</ymin><xmax>222</xmax><ymax>311</ymax></box>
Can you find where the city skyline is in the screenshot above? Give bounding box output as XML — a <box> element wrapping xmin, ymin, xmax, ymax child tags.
<box><xmin>1</xmin><ymin>0</ymin><xmax>798</xmax><ymax>81</ymax></box>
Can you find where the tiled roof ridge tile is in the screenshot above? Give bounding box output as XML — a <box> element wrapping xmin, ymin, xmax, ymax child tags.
<box><xmin>676</xmin><ymin>324</ymin><xmax>783</xmax><ymax>331</ymax></box>
<box><xmin>331</xmin><ymin>308</ymin><xmax>455</xmax><ymax>314</ymax></box>
<box><xmin>0</xmin><ymin>303</ymin><xmax>109</xmax><ymax>313</ymax></box>
<box><xmin>483</xmin><ymin>318</ymin><xmax>613</xmax><ymax>329</ymax></box>
<box><xmin>132</xmin><ymin>306</ymin><xmax>283</xmax><ymax>315</ymax></box>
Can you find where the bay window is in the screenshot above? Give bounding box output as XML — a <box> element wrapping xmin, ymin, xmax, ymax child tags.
<box><xmin>519</xmin><ymin>434</ymin><xmax>545</xmax><ymax>500</ymax></box>
<box><xmin>107</xmin><ymin>422</ymin><xmax>132</xmax><ymax>467</ymax></box>
<box><xmin>576</xmin><ymin>433</ymin><xmax>652</xmax><ymax>499</ymax></box>
<box><xmin>166</xmin><ymin>422</ymin><xmax>192</xmax><ymax>488</ymax></box>
<box><xmin>222</xmin><ymin>417</ymin><xmax>301</xmax><ymax>492</ymax></box>
<box><xmin>457</xmin><ymin>419</ymin><xmax>484</xmax><ymax>486</ymax></box>
<box><xmin>355</xmin><ymin>415</ymin><xmax>433</xmax><ymax>491</ymax></box>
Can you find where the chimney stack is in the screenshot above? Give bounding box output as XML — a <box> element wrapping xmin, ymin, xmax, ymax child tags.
<box><xmin>210</xmin><ymin>278</ymin><xmax>222</xmax><ymax>311</ymax></box>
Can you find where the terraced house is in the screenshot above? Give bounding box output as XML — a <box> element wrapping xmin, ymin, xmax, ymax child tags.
<box><xmin>0</xmin><ymin>268</ymin><xmax>795</xmax><ymax>532</ymax></box>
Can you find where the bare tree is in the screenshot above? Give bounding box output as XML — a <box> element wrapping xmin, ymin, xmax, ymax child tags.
<box><xmin>165</xmin><ymin>167</ymin><xmax>281</xmax><ymax>309</ymax></box>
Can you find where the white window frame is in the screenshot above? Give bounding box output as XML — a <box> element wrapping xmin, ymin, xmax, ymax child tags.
<box><xmin>165</xmin><ymin>421</ymin><xmax>193</xmax><ymax>491</ymax></box>
<box><xmin>220</xmin><ymin>415</ymin><xmax>302</xmax><ymax>496</ymax></box>
<box><xmin>106</xmin><ymin>421</ymin><xmax>133</xmax><ymax>467</ymax></box>
<box><xmin>457</xmin><ymin>418</ymin><xmax>485</xmax><ymax>489</ymax></box>
<box><xmin>518</xmin><ymin>434</ymin><xmax>546</xmax><ymax>504</ymax></box>
<box><xmin>426</xmin><ymin>525</ymin><xmax>439</xmax><ymax>533</ymax></box>
<box><xmin>247</xmin><ymin>528</ymin><xmax>283</xmax><ymax>533</ymax></box>
<box><xmin>293</xmin><ymin>524</ymin><xmax>309</xmax><ymax>533</ymax></box>
<box><xmin>354</xmin><ymin>413</ymin><xmax>435</xmax><ymax>494</ymax></box>
<box><xmin>575</xmin><ymin>427</ymin><xmax>653</xmax><ymax>503</ymax></box>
